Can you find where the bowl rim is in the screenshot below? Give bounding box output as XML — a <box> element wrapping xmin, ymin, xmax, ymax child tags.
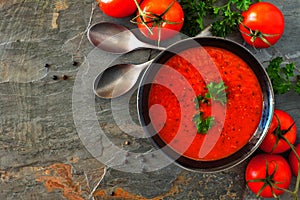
<box><xmin>137</xmin><ymin>36</ymin><xmax>275</xmax><ymax>172</ymax></box>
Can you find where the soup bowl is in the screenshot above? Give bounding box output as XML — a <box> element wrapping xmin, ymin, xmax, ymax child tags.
<box><xmin>137</xmin><ymin>36</ymin><xmax>274</xmax><ymax>172</ymax></box>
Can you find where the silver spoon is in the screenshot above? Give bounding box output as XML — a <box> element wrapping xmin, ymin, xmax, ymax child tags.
<box><xmin>87</xmin><ymin>22</ymin><xmax>166</xmax><ymax>54</ymax></box>
<box><xmin>93</xmin><ymin>24</ymin><xmax>212</xmax><ymax>99</ymax></box>
<box><xmin>93</xmin><ymin>60</ymin><xmax>153</xmax><ymax>99</ymax></box>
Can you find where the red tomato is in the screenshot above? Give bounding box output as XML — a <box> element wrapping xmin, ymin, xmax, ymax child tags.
<box><xmin>239</xmin><ymin>2</ymin><xmax>284</xmax><ymax>48</ymax></box>
<box><xmin>97</xmin><ymin>0</ymin><xmax>140</xmax><ymax>18</ymax></box>
<box><xmin>260</xmin><ymin>109</ymin><xmax>297</xmax><ymax>154</ymax></box>
<box><xmin>289</xmin><ymin>144</ymin><xmax>300</xmax><ymax>176</ymax></box>
<box><xmin>135</xmin><ymin>0</ymin><xmax>184</xmax><ymax>40</ymax></box>
<box><xmin>246</xmin><ymin>154</ymin><xmax>292</xmax><ymax>198</ymax></box>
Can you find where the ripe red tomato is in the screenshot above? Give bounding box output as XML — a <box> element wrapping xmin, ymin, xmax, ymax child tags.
<box><xmin>239</xmin><ymin>2</ymin><xmax>284</xmax><ymax>48</ymax></box>
<box><xmin>260</xmin><ymin>109</ymin><xmax>297</xmax><ymax>154</ymax></box>
<box><xmin>97</xmin><ymin>0</ymin><xmax>141</xmax><ymax>18</ymax></box>
<box><xmin>246</xmin><ymin>154</ymin><xmax>292</xmax><ymax>198</ymax></box>
<box><xmin>135</xmin><ymin>0</ymin><xmax>184</xmax><ymax>40</ymax></box>
<box><xmin>289</xmin><ymin>144</ymin><xmax>300</xmax><ymax>176</ymax></box>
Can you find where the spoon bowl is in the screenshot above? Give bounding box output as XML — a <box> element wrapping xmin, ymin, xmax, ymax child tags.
<box><xmin>87</xmin><ymin>22</ymin><xmax>165</xmax><ymax>54</ymax></box>
<box><xmin>93</xmin><ymin>60</ymin><xmax>153</xmax><ymax>98</ymax></box>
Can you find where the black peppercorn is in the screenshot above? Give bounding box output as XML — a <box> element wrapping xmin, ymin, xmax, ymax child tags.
<box><xmin>72</xmin><ymin>61</ymin><xmax>78</xmax><ymax>66</ymax></box>
<box><xmin>52</xmin><ymin>75</ymin><xmax>58</xmax><ymax>80</ymax></box>
<box><xmin>44</xmin><ymin>63</ymin><xmax>50</xmax><ymax>68</ymax></box>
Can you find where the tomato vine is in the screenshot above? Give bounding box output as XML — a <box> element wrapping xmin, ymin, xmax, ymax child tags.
<box><xmin>247</xmin><ymin>116</ymin><xmax>300</xmax><ymax>199</ymax></box>
<box><xmin>131</xmin><ymin>0</ymin><xmax>184</xmax><ymax>42</ymax></box>
<box><xmin>280</xmin><ymin>135</ymin><xmax>300</xmax><ymax>199</ymax></box>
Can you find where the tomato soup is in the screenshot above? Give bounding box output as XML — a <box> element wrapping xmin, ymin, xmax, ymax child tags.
<box><xmin>148</xmin><ymin>46</ymin><xmax>263</xmax><ymax>161</ymax></box>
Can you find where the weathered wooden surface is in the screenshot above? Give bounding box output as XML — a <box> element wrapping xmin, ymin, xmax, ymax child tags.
<box><xmin>0</xmin><ymin>0</ymin><xmax>299</xmax><ymax>199</ymax></box>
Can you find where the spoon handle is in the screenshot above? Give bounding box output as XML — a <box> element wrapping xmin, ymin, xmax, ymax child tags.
<box><xmin>195</xmin><ymin>24</ymin><xmax>212</xmax><ymax>37</ymax></box>
<box><xmin>136</xmin><ymin>25</ymin><xmax>212</xmax><ymax>70</ymax></box>
<box><xmin>134</xmin><ymin>25</ymin><xmax>213</xmax><ymax>71</ymax></box>
<box><xmin>136</xmin><ymin>59</ymin><xmax>154</xmax><ymax>70</ymax></box>
<box><xmin>141</xmin><ymin>42</ymin><xmax>166</xmax><ymax>51</ymax></box>
<box><xmin>140</xmin><ymin>25</ymin><xmax>212</xmax><ymax>50</ymax></box>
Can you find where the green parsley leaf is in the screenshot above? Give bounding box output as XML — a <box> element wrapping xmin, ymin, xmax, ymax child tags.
<box><xmin>194</xmin><ymin>94</ymin><xmax>209</xmax><ymax>109</ymax></box>
<box><xmin>293</xmin><ymin>79</ymin><xmax>300</xmax><ymax>95</ymax></box>
<box><xmin>232</xmin><ymin>0</ymin><xmax>253</xmax><ymax>11</ymax></box>
<box><xmin>192</xmin><ymin>81</ymin><xmax>227</xmax><ymax>134</ymax></box>
<box><xmin>180</xmin><ymin>0</ymin><xmax>213</xmax><ymax>36</ymax></box>
<box><xmin>205</xmin><ymin>81</ymin><xmax>228</xmax><ymax>105</ymax></box>
<box><xmin>266</xmin><ymin>57</ymin><xmax>300</xmax><ymax>95</ymax></box>
<box><xmin>283</xmin><ymin>63</ymin><xmax>295</xmax><ymax>78</ymax></box>
<box><xmin>180</xmin><ymin>0</ymin><xmax>259</xmax><ymax>37</ymax></box>
<box><xmin>193</xmin><ymin>112</ymin><xmax>215</xmax><ymax>134</ymax></box>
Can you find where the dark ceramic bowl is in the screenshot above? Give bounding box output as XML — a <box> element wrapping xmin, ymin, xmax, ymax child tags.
<box><xmin>137</xmin><ymin>37</ymin><xmax>274</xmax><ymax>172</ymax></box>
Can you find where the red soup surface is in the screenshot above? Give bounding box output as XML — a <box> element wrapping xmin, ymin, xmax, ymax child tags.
<box><xmin>148</xmin><ymin>46</ymin><xmax>263</xmax><ymax>161</ymax></box>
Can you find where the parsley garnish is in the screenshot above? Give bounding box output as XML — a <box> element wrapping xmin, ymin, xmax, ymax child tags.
<box><xmin>193</xmin><ymin>112</ymin><xmax>215</xmax><ymax>134</ymax></box>
<box><xmin>205</xmin><ymin>81</ymin><xmax>228</xmax><ymax>105</ymax></box>
<box><xmin>193</xmin><ymin>81</ymin><xmax>227</xmax><ymax>134</ymax></box>
<box><xmin>180</xmin><ymin>0</ymin><xmax>259</xmax><ymax>37</ymax></box>
<box><xmin>266</xmin><ymin>57</ymin><xmax>300</xmax><ymax>95</ymax></box>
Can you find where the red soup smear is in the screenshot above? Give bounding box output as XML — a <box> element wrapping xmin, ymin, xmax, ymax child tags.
<box><xmin>148</xmin><ymin>46</ymin><xmax>263</xmax><ymax>161</ymax></box>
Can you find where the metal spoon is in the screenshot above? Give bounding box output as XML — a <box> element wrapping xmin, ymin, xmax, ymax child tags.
<box><xmin>93</xmin><ymin>24</ymin><xmax>212</xmax><ymax>99</ymax></box>
<box><xmin>87</xmin><ymin>22</ymin><xmax>166</xmax><ymax>54</ymax></box>
<box><xmin>93</xmin><ymin>60</ymin><xmax>153</xmax><ymax>99</ymax></box>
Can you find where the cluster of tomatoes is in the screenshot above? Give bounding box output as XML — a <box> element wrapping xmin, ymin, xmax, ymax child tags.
<box><xmin>246</xmin><ymin>109</ymin><xmax>299</xmax><ymax>198</ymax></box>
<box><xmin>97</xmin><ymin>0</ymin><xmax>285</xmax><ymax>48</ymax></box>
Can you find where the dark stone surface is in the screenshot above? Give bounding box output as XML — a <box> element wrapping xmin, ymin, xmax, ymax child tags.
<box><xmin>0</xmin><ymin>0</ymin><xmax>299</xmax><ymax>199</ymax></box>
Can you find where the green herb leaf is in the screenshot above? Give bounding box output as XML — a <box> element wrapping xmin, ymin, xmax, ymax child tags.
<box><xmin>192</xmin><ymin>81</ymin><xmax>227</xmax><ymax>134</ymax></box>
<box><xmin>193</xmin><ymin>112</ymin><xmax>215</xmax><ymax>134</ymax></box>
<box><xmin>283</xmin><ymin>63</ymin><xmax>295</xmax><ymax>78</ymax></box>
<box><xmin>180</xmin><ymin>0</ymin><xmax>212</xmax><ymax>36</ymax></box>
<box><xmin>233</xmin><ymin>0</ymin><xmax>253</xmax><ymax>11</ymax></box>
<box><xmin>205</xmin><ymin>81</ymin><xmax>228</xmax><ymax>105</ymax></box>
<box><xmin>266</xmin><ymin>57</ymin><xmax>300</xmax><ymax>95</ymax></box>
<box><xmin>211</xmin><ymin>12</ymin><xmax>243</xmax><ymax>37</ymax></box>
<box><xmin>194</xmin><ymin>94</ymin><xmax>209</xmax><ymax>109</ymax></box>
<box><xmin>293</xmin><ymin>78</ymin><xmax>300</xmax><ymax>95</ymax></box>
<box><xmin>180</xmin><ymin>0</ymin><xmax>258</xmax><ymax>37</ymax></box>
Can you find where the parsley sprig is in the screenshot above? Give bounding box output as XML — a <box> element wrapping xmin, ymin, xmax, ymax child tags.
<box><xmin>193</xmin><ymin>81</ymin><xmax>227</xmax><ymax>134</ymax></box>
<box><xmin>180</xmin><ymin>0</ymin><xmax>260</xmax><ymax>37</ymax></box>
<box><xmin>193</xmin><ymin>112</ymin><xmax>215</xmax><ymax>134</ymax></box>
<box><xmin>205</xmin><ymin>81</ymin><xmax>228</xmax><ymax>105</ymax></box>
<box><xmin>266</xmin><ymin>57</ymin><xmax>300</xmax><ymax>95</ymax></box>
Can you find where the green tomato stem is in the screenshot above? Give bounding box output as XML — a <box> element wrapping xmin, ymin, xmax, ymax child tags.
<box><xmin>133</xmin><ymin>0</ymin><xmax>143</xmax><ymax>14</ymax></box>
<box><xmin>281</xmin><ymin>135</ymin><xmax>300</xmax><ymax>199</ymax></box>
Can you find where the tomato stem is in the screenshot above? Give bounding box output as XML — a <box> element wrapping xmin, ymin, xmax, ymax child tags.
<box><xmin>276</xmin><ymin>119</ymin><xmax>300</xmax><ymax>200</ymax></box>
<box><xmin>293</xmin><ymin>167</ymin><xmax>300</xmax><ymax>200</ymax></box>
<box><xmin>281</xmin><ymin>135</ymin><xmax>300</xmax><ymax>199</ymax></box>
<box><xmin>283</xmin><ymin>135</ymin><xmax>300</xmax><ymax>161</ymax></box>
<box><xmin>131</xmin><ymin>0</ymin><xmax>154</xmax><ymax>35</ymax></box>
<box><xmin>268</xmin><ymin>113</ymin><xmax>296</xmax><ymax>154</ymax></box>
<box><xmin>133</xmin><ymin>0</ymin><xmax>143</xmax><ymax>16</ymax></box>
<box><xmin>239</xmin><ymin>23</ymin><xmax>279</xmax><ymax>47</ymax></box>
<box><xmin>247</xmin><ymin>160</ymin><xmax>280</xmax><ymax>198</ymax></box>
<box><xmin>131</xmin><ymin>0</ymin><xmax>180</xmax><ymax>44</ymax></box>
